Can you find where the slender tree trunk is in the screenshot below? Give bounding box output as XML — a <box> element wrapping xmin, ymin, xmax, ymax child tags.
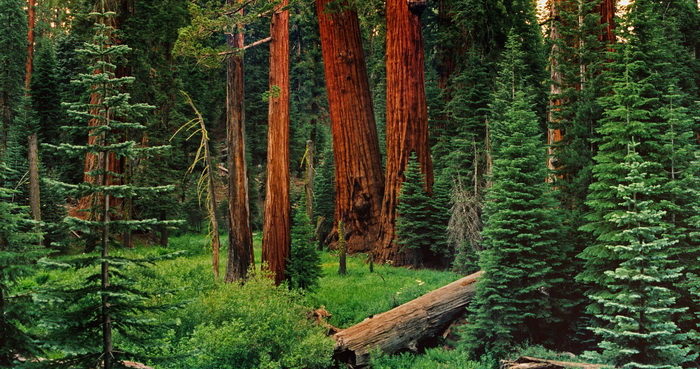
<box><xmin>377</xmin><ymin>0</ymin><xmax>433</xmax><ymax>266</ymax></box>
<box><xmin>26</xmin><ymin>0</ymin><xmax>41</xmax><ymax>225</ymax></box>
<box><xmin>304</xmin><ymin>139</ymin><xmax>314</xmax><ymax>220</ymax></box>
<box><xmin>316</xmin><ymin>0</ymin><xmax>385</xmax><ymax>253</ymax></box>
<box><xmin>262</xmin><ymin>0</ymin><xmax>290</xmax><ymax>285</ymax></box>
<box><xmin>100</xmin><ymin>137</ymin><xmax>113</xmax><ymax>369</ymax></box>
<box><xmin>337</xmin><ymin>221</ymin><xmax>346</xmax><ymax>275</ymax></box>
<box><xmin>224</xmin><ymin>3</ymin><xmax>254</xmax><ymax>283</ymax></box>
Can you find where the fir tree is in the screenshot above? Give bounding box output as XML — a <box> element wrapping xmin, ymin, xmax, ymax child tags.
<box><xmin>287</xmin><ymin>202</ymin><xmax>322</xmax><ymax>291</ymax></box>
<box><xmin>578</xmin><ymin>36</ymin><xmax>662</xmax><ymax>318</ymax></box>
<box><xmin>586</xmin><ymin>148</ymin><xmax>694</xmax><ymax>369</ymax></box>
<box><xmin>313</xmin><ymin>142</ymin><xmax>335</xmax><ymax>245</ymax></box>
<box><xmin>0</xmin><ymin>0</ymin><xmax>26</xmax><ymax>154</ymax></box>
<box><xmin>395</xmin><ymin>153</ymin><xmax>433</xmax><ymax>267</ymax></box>
<box><xmin>0</xmin><ymin>165</ymin><xmax>44</xmax><ymax>367</ymax></box>
<box><xmin>461</xmin><ymin>32</ymin><xmax>565</xmax><ymax>359</ymax></box>
<box><xmin>31</xmin><ymin>39</ymin><xmax>64</xmax><ymax>171</ymax></box>
<box><xmin>42</xmin><ymin>9</ymin><xmax>177</xmax><ymax>369</ymax></box>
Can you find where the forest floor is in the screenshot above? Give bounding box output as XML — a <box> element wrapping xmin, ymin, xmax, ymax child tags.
<box><xmin>164</xmin><ymin>232</ymin><xmax>461</xmax><ymax>327</ymax></box>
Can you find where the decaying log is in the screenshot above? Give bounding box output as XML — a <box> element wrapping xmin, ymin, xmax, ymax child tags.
<box><xmin>333</xmin><ymin>271</ymin><xmax>482</xmax><ymax>367</ymax></box>
<box><xmin>502</xmin><ymin>356</ymin><xmax>604</xmax><ymax>369</ymax></box>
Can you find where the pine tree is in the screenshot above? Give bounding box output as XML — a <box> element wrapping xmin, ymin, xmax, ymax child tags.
<box><xmin>586</xmin><ymin>148</ymin><xmax>694</xmax><ymax>369</ymax></box>
<box><xmin>461</xmin><ymin>32</ymin><xmax>564</xmax><ymax>359</ymax></box>
<box><xmin>0</xmin><ymin>165</ymin><xmax>44</xmax><ymax>367</ymax></box>
<box><xmin>287</xmin><ymin>202</ymin><xmax>322</xmax><ymax>291</ymax></box>
<box><xmin>42</xmin><ymin>9</ymin><xmax>177</xmax><ymax>369</ymax></box>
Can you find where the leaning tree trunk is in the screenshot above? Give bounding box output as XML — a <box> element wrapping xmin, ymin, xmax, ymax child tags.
<box><xmin>262</xmin><ymin>0</ymin><xmax>290</xmax><ymax>285</ymax></box>
<box><xmin>316</xmin><ymin>0</ymin><xmax>385</xmax><ymax>253</ymax></box>
<box><xmin>224</xmin><ymin>2</ymin><xmax>254</xmax><ymax>283</ymax></box>
<box><xmin>377</xmin><ymin>0</ymin><xmax>433</xmax><ymax>266</ymax></box>
<box><xmin>26</xmin><ymin>0</ymin><xmax>41</xmax><ymax>225</ymax></box>
<box><xmin>333</xmin><ymin>271</ymin><xmax>482</xmax><ymax>367</ymax></box>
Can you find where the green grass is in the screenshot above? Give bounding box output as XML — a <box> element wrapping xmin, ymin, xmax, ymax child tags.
<box><xmin>163</xmin><ymin>232</ymin><xmax>460</xmax><ymax>328</ymax></box>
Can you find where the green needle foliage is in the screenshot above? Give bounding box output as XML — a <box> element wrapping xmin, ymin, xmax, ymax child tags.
<box><xmin>0</xmin><ymin>165</ymin><xmax>44</xmax><ymax>367</ymax></box>
<box><xmin>461</xmin><ymin>32</ymin><xmax>565</xmax><ymax>359</ymax></box>
<box><xmin>585</xmin><ymin>148</ymin><xmax>694</xmax><ymax>369</ymax></box>
<box><xmin>0</xmin><ymin>0</ymin><xmax>26</xmax><ymax>154</ymax></box>
<box><xmin>395</xmin><ymin>153</ymin><xmax>433</xmax><ymax>267</ymax></box>
<box><xmin>287</xmin><ymin>202</ymin><xmax>322</xmax><ymax>291</ymax></box>
<box><xmin>41</xmin><ymin>8</ymin><xmax>179</xmax><ymax>369</ymax></box>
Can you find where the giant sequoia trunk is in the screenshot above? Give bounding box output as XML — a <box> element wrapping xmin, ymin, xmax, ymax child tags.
<box><xmin>262</xmin><ymin>0</ymin><xmax>290</xmax><ymax>285</ymax></box>
<box><xmin>225</xmin><ymin>3</ymin><xmax>254</xmax><ymax>283</ymax></box>
<box><xmin>377</xmin><ymin>0</ymin><xmax>433</xmax><ymax>266</ymax></box>
<box><xmin>333</xmin><ymin>271</ymin><xmax>482</xmax><ymax>367</ymax></box>
<box><xmin>75</xmin><ymin>0</ymin><xmax>130</xmax><ymax>218</ymax></box>
<box><xmin>597</xmin><ymin>0</ymin><xmax>616</xmax><ymax>45</ymax></box>
<box><xmin>26</xmin><ymin>0</ymin><xmax>41</xmax><ymax>225</ymax></box>
<box><xmin>316</xmin><ymin>0</ymin><xmax>385</xmax><ymax>253</ymax></box>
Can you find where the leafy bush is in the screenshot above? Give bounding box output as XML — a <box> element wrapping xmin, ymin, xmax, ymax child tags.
<box><xmin>370</xmin><ymin>348</ymin><xmax>494</xmax><ymax>369</ymax></box>
<box><xmin>167</xmin><ymin>270</ymin><xmax>334</xmax><ymax>369</ymax></box>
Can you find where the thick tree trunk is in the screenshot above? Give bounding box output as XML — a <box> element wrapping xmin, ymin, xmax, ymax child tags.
<box><xmin>377</xmin><ymin>0</ymin><xmax>433</xmax><ymax>266</ymax></box>
<box><xmin>262</xmin><ymin>0</ymin><xmax>290</xmax><ymax>285</ymax></box>
<box><xmin>333</xmin><ymin>271</ymin><xmax>482</xmax><ymax>367</ymax></box>
<box><xmin>26</xmin><ymin>0</ymin><xmax>41</xmax><ymax>225</ymax></box>
<box><xmin>75</xmin><ymin>1</ymin><xmax>129</xmax><ymax>218</ymax></box>
<box><xmin>315</xmin><ymin>0</ymin><xmax>385</xmax><ymax>253</ymax></box>
<box><xmin>224</xmin><ymin>3</ymin><xmax>254</xmax><ymax>283</ymax></box>
<box><xmin>597</xmin><ymin>0</ymin><xmax>616</xmax><ymax>45</ymax></box>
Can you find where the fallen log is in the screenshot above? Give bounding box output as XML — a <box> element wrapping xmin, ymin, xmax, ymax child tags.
<box><xmin>332</xmin><ymin>271</ymin><xmax>482</xmax><ymax>367</ymax></box>
<box><xmin>501</xmin><ymin>356</ymin><xmax>605</xmax><ymax>369</ymax></box>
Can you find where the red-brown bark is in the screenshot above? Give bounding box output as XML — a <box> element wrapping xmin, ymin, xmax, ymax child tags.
<box><xmin>262</xmin><ymin>0</ymin><xmax>290</xmax><ymax>285</ymax></box>
<box><xmin>547</xmin><ymin>0</ymin><xmax>565</xmax><ymax>176</ymax></box>
<box><xmin>26</xmin><ymin>0</ymin><xmax>42</xmax><ymax>224</ymax></box>
<box><xmin>224</xmin><ymin>3</ymin><xmax>254</xmax><ymax>283</ymax></box>
<box><xmin>75</xmin><ymin>1</ymin><xmax>130</xmax><ymax>218</ymax></box>
<box><xmin>316</xmin><ymin>0</ymin><xmax>385</xmax><ymax>253</ymax></box>
<box><xmin>377</xmin><ymin>0</ymin><xmax>433</xmax><ymax>266</ymax></box>
<box><xmin>597</xmin><ymin>0</ymin><xmax>616</xmax><ymax>45</ymax></box>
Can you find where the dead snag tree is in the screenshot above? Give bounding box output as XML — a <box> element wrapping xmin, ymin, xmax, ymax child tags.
<box><xmin>316</xmin><ymin>0</ymin><xmax>385</xmax><ymax>253</ymax></box>
<box><xmin>262</xmin><ymin>0</ymin><xmax>290</xmax><ymax>285</ymax></box>
<box><xmin>377</xmin><ymin>0</ymin><xmax>433</xmax><ymax>266</ymax></box>
<box><xmin>225</xmin><ymin>1</ymin><xmax>254</xmax><ymax>283</ymax></box>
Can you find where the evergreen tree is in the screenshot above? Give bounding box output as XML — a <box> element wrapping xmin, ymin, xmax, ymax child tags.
<box><xmin>313</xmin><ymin>142</ymin><xmax>335</xmax><ymax>245</ymax></box>
<box><xmin>586</xmin><ymin>148</ymin><xmax>694</xmax><ymax>369</ymax></box>
<box><xmin>286</xmin><ymin>202</ymin><xmax>322</xmax><ymax>291</ymax></box>
<box><xmin>461</xmin><ymin>32</ymin><xmax>565</xmax><ymax>359</ymax></box>
<box><xmin>0</xmin><ymin>0</ymin><xmax>26</xmax><ymax>154</ymax></box>
<box><xmin>395</xmin><ymin>153</ymin><xmax>433</xmax><ymax>267</ymax></box>
<box><xmin>42</xmin><ymin>9</ymin><xmax>177</xmax><ymax>369</ymax></box>
<box><xmin>0</xmin><ymin>165</ymin><xmax>44</xmax><ymax>367</ymax></box>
